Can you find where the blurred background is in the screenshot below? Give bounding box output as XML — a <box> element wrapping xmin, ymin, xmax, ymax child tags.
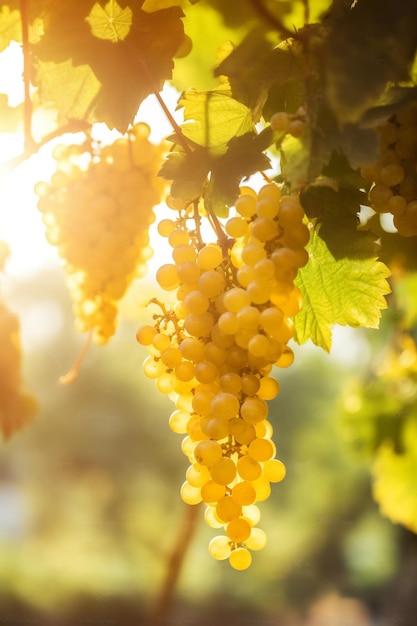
<box><xmin>1</xmin><ymin>258</ymin><xmax>416</xmax><ymax>626</ymax></box>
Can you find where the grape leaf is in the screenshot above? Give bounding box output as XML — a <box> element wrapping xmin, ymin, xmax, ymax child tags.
<box><xmin>294</xmin><ymin>230</ymin><xmax>391</xmax><ymax>351</ymax></box>
<box><xmin>159</xmin><ymin>146</ymin><xmax>213</xmax><ymax>201</ymax></box>
<box><xmin>372</xmin><ymin>418</ymin><xmax>417</xmax><ymax>534</ymax></box>
<box><xmin>321</xmin><ymin>0</ymin><xmax>417</xmax><ymax>123</ymax></box>
<box><xmin>33</xmin><ymin>2</ymin><xmax>185</xmax><ymax>131</ymax></box>
<box><xmin>86</xmin><ymin>1</ymin><xmax>133</xmax><ymax>42</ymax></box>
<box><xmin>205</xmin><ymin>128</ymin><xmax>272</xmax><ymax>217</ymax></box>
<box><xmin>178</xmin><ymin>89</ymin><xmax>254</xmax><ymax>153</ymax></box>
<box><xmin>215</xmin><ymin>34</ymin><xmax>304</xmax><ymax>121</ymax></box>
<box><xmin>0</xmin><ymin>4</ymin><xmax>20</xmax><ymax>50</ymax></box>
<box><xmin>300</xmin><ymin>183</ymin><xmax>379</xmax><ymax>260</ymax></box>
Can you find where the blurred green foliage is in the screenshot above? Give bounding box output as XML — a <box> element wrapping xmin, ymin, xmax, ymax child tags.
<box><xmin>0</xmin><ymin>267</ymin><xmax>409</xmax><ymax>624</ymax></box>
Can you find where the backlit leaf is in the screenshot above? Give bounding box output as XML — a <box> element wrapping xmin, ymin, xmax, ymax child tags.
<box><xmin>0</xmin><ymin>4</ymin><xmax>21</xmax><ymax>49</ymax></box>
<box><xmin>86</xmin><ymin>1</ymin><xmax>133</xmax><ymax>43</ymax></box>
<box><xmin>33</xmin><ymin>3</ymin><xmax>185</xmax><ymax>131</ymax></box>
<box><xmin>179</xmin><ymin>89</ymin><xmax>254</xmax><ymax>153</ymax></box>
<box><xmin>294</xmin><ymin>230</ymin><xmax>391</xmax><ymax>351</ymax></box>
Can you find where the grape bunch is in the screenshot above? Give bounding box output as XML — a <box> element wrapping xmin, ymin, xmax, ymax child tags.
<box><xmin>0</xmin><ymin>246</ymin><xmax>37</xmax><ymax>438</ymax></box>
<box><xmin>136</xmin><ymin>183</ymin><xmax>309</xmax><ymax>569</ymax></box>
<box><xmin>35</xmin><ymin>123</ymin><xmax>168</xmax><ymax>344</ymax></box>
<box><xmin>361</xmin><ymin>101</ymin><xmax>417</xmax><ymax>236</ymax></box>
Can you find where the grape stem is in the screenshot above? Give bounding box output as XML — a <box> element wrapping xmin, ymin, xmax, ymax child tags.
<box><xmin>58</xmin><ymin>332</ymin><xmax>92</xmax><ymax>385</ymax></box>
<box><xmin>139</xmin><ymin>58</ymin><xmax>192</xmax><ymax>156</ymax></box>
<box><xmin>0</xmin><ymin>120</ymin><xmax>91</xmax><ymax>177</ymax></box>
<box><xmin>149</xmin><ymin>298</ymin><xmax>183</xmax><ymax>341</ymax></box>
<box><xmin>20</xmin><ymin>0</ymin><xmax>34</xmax><ymax>154</ymax></box>
<box><xmin>250</xmin><ymin>0</ymin><xmax>299</xmax><ymax>40</ymax></box>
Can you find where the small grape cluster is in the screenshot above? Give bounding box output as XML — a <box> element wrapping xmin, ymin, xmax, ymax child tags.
<box><xmin>361</xmin><ymin>101</ymin><xmax>417</xmax><ymax>236</ymax></box>
<box><xmin>0</xmin><ymin>266</ymin><xmax>37</xmax><ymax>438</ymax></box>
<box><xmin>137</xmin><ymin>183</ymin><xmax>309</xmax><ymax>569</ymax></box>
<box><xmin>35</xmin><ymin>124</ymin><xmax>168</xmax><ymax>344</ymax></box>
<box><xmin>270</xmin><ymin>107</ymin><xmax>307</xmax><ymax>139</ymax></box>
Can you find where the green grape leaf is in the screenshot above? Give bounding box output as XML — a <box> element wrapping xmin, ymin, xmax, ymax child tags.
<box><xmin>33</xmin><ymin>2</ymin><xmax>185</xmax><ymax>131</ymax></box>
<box><xmin>215</xmin><ymin>29</ymin><xmax>304</xmax><ymax>120</ymax></box>
<box><xmin>361</xmin><ymin>85</ymin><xmax>417</xmax><ymax>128</ymax></box>
<box><xmin>0</xmin><ymin>4</ymin><xmax>21</xmax><ymax>50</ymax></box>
<box><xmin>35</xmin><ymin>59</ymin><xmax>101</xmax><ymax>125</ymax></box>
<box><xmin>372</xmin><ymin>418</ymin><xmax>417</xmax><ymax>534</ymax></box>
<box><xmin>159</xmin><ymin>146</ymin><xmax>213</xmax><ymax>201</ymax></box>
<box><xmin>300</xmin><ymin>183</ymin><xmax>379</xmax><ymax>260</ymax></box>
<box><xmin>86</xmin><ymin>1</ymin><xmax>133</xmax><ymax>43</ymax></box>
<box><xmin>280</xmin><ymin>131</ymin><xmax>317</xmax><ymax>190</ymax></box>
<box><xmin>294</xmin><ymin>230</ymin><xmax>391</xmax><ymax>351</ymax></box>
<box><xmin>178</xmin><ymin>89</ymin><xmax>254</xmax><ymax>153</ymax></box>
<box><xmin>321</xmin><ymin>0</ymin><xmax>417</xmax><ymax>123</ymax></box>
<box><xmin>205</xmin><ymin>128</ymin><xmax>272</xmax><ymax>217</ymax></box>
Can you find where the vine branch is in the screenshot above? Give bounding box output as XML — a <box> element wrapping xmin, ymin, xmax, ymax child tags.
<box><xmin>0</xmin><ymin>120</ymin><xmax>91</xmax><ymax>178</ymax></box>
<box><xmin>20</xmin><ymin>0</ymin><xmax>34</xmax><ymax>153</ymax></box>
<box><xmin>147</xmin><ymin>503</ymin><xmax>201</xmax><ymax>626</ymax></box>
<box><xmin>138</xmin><ymin>58</ymin><xmax>192</xmax><ymax>156</ymax></box>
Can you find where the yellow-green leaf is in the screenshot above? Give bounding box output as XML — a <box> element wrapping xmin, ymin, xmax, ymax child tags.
<box><xmin>294</xmin><ymin>229</ymin><xmax>391</xmax><ymax>351</ymax></box>
<box><xmin>179</xmin><ymin>89</ymin><xmax>254</xmax><ymax>153</ymax></box>
<box><xmin>86</xmin><ymin>0</ymin><xmax>133</xmax><ymax>43</ymax></box>
<box><xmin>0</xmin><ymin>5</ymin><xmax>21</xmax><ymax>50</ymax></box>
<box><xmin>142</xmin><ymin>0</ymin><xmax>183</xmax><ymax>11</ymax></box>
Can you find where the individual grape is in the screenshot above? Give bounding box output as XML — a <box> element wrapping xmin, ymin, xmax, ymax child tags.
<box><xmin>211</xmin><ymin>392</ymin><xmax>240</xmax><ymax>420</ymax></box>
<box><xmin>257</xmin><ymin>376</ymin><xmax>280</xmax><ymax>400</ymax></box>
<box><xmin>197</xmin><ymin>244</ymin><xmax>223</xmax><ymax>270</ymax></box>
<box><xmin>201</xmin><ymin>480</ymin><xmax>227</xmax><ymax>503</ymax></box>
<box><xmin>241</xmin><ymin>396</ymin><xmax>269</xmax><ymax>424</ymax></box>
<box><xmin>263</xmin><ymin>459</ymin><xmax>287</xmax><ymax>482</ymax></box>
<box><xmin>252</xmin><ymin>477</ymin><xmax>272</xmax><ymax>501</ymax></box>
<box><xmin>231</xmin><ymin>481</ymin><xmax>257</xmax><ymax>506</ymax></box>
<box><xmin>287</xmin><ymin>118</ymin><xmax>305</xmax><ymax>138</ymax></box>
<box><xmin>186</xmin><ymin>463</ymin><xmax>211</xmax><ymax>487</ymax></box>
<box><xmin>168</xmin><ymin>409</ymin><xmax>191</xmax><ymax>434</ymax></box>
<box><xmin>237</xmin><ymin>455</ymin><xmax>262</xmax><ymax>481</ymax></box>
<box><xmin>270</xmin><ymin>111</ymin><xmax>289</xmax><ymax>133</ymax></box>
<box><xmin>245</xmin><ymin>527</ymin><xmax>267</xmax><ymax>551</ymax></box>
<box><xmin>208</xmin><ymin>536</ymin><xmax>232</xmax><ymax>560</ymax></box>
<box><xmin>194</xmin><ymin>440</ymin><xmax>223</xmax><ymax>466</ymax></box>
<box><xmin>216</xmin><ymin>495</ymin><xmax>242</xmax><ymax>522</ymax></box>
<box><xmin>249</xmin><ymin>438</ymin><xmax>276</xmax><ymax>461</ymax></box>
<box><xmin>241</xmin><ymin>504</ymin><xmax>261</xmax><ymax>526</ymax></box>
<box><xmin>229</xmin><ymin>547</ymin><xmax>252</xmax><ymax>570</ymax></box>
<box><xmin>156</xmin><ymin>264</ymin><xmax>180</xmax><ymax>290</ymax></box>
<box><xmin>136</xmin><ymin>324</ymin><xmax>157</xmax><ymax>345</ymax></box>
<box><xmin>210</xmin><ymin>457</ymin><xmax>237</xmax><ymax>485</ymax></box>
<box><xmin>235</xmin><ymin>194</ymin><xmax>257</xmax><ymax>218</ymax></box>
<box><xmin>226</xmin><ymin>518</ymin><xmax>251</xmax><ymax>543</ymax></box>
<box><xmin>180</xmin><ymin>481</ymin><xmax>203</xmax><ymax>505</ymax></box>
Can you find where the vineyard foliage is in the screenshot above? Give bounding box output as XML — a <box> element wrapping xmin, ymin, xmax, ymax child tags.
<box><xmin>1</xmin><ymin>0</ymin><xmax>417</xmax><ymax>560</ymax></box>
